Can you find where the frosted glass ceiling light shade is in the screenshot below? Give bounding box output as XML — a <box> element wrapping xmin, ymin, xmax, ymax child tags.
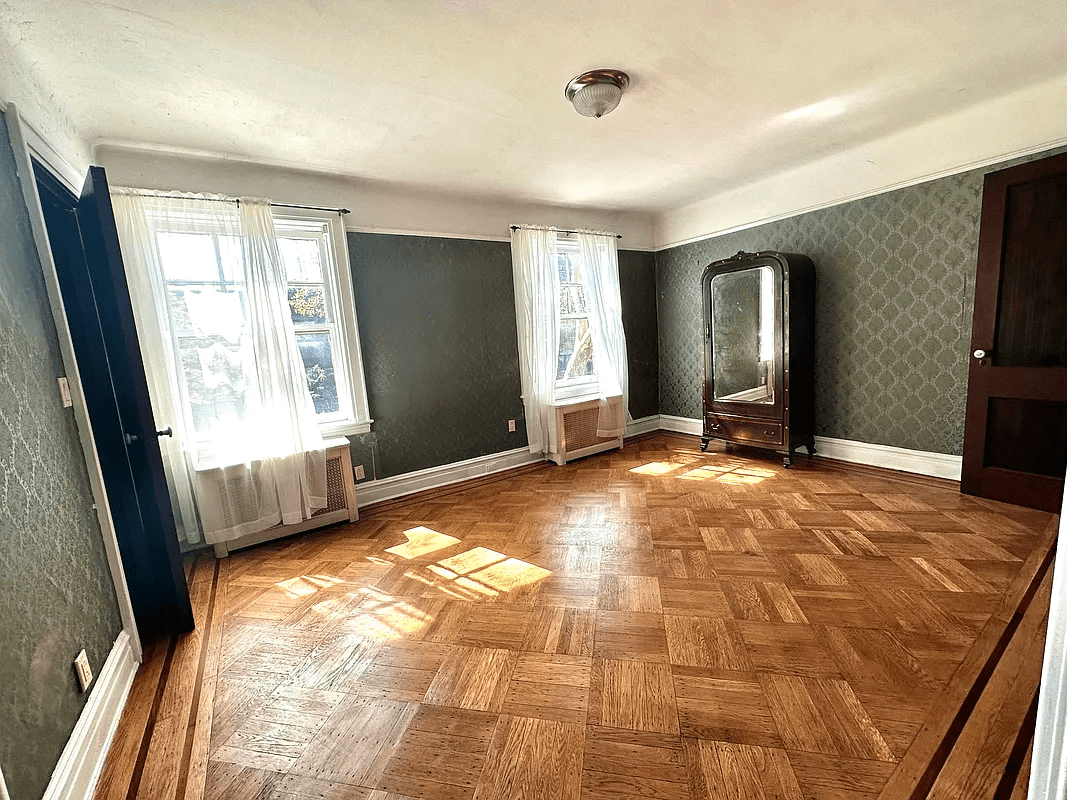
<box><xmin>565</xmin><ymin>69</ymin><xmax>630</xmax><ymax>118</ymax></box>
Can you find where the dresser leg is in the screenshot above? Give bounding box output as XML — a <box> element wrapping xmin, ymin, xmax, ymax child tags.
<box><xmin>783</xmin><ymin>455</ymin><xmax>792</xmax><ymax>468</ymax></box>
<box><xmin>700</xmin><ymin>437</ymin><xmax>710</xmax><ymax>452</ymax></box>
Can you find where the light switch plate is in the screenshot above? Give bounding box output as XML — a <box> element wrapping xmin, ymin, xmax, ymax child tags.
<box><xmin>354</xmin><ymin>464</ymin><xmax>365</xmax><ymax>480</ymax></box>
<box><xmin>508</xmin><ymin>419</ymin><xmax>516</xmax><ymax>432</ymax></box>
<box><xmin>57</xmin><ymin>376</ymin><xmax>73</xmax><ymax>408</ymax></box>
<box><xmin>74</xmin><ymin>649</ymin><xmax>93</xmax><ymax>692</ymax></box>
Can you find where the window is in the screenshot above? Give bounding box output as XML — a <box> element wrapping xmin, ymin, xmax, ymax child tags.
<box><xmin>274</xmin><ymin>212</ymin><xmax>370</xmax><ymax>436</ymax></box>
<box><xmin>555</xmin><ymin>238</ymin><xmax>598</xmax><ymax>401</ymax></box>
<box><xmin>152</xmin><ymin>207</ymin><xmax>370</xmax><ymax>441</ymax></box>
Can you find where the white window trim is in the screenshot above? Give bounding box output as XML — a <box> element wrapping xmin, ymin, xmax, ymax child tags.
<box><xmin>273</xmin><ymin>208</ymin><xmax>372</xmax><ymax>437</ymax></box>
<box><xmin>554</xmin><ymin>236</ymin><xmax>601</xmax><ymax>405</ymax></box>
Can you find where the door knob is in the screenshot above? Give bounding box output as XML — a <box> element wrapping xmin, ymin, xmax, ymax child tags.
<box><xmin>156</xmin><ymin>427</ymin><xmax>173</xmax><ymax>438</ymax></box>
<box><xmin>973</xmin><ymin>349</ymin><xmax>987</xmax><ymax>359</ymax></box>
<box><xmin>123</xmin><ymin>432</ymin><xmax>140</xmax><ymax>445</ymax></box>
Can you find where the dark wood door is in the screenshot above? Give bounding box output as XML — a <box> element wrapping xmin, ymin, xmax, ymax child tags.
<box><xmin>961</xmin><ymin>151</ymin><xmax>1067</xmax><ymax>512</ymax></box>
<box><xmin>35</xmin><ymin>163</ymin><xmax>194</xmax><ymax>638</ymax></box>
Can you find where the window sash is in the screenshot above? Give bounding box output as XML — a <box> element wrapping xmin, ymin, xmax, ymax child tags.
<box><xmin>150</xmin><ymin>210</ymin><xmax>369</xmax><ymax>437</ymax></box>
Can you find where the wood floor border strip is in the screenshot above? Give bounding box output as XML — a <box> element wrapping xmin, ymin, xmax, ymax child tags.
<box><xmin>876</xmin><ymin>516</ymin><xmax>1058</xmax><ymax>800</ymax></box>
<box><xmin>123</xmin><ymin>633</ymin><xmax>179</xmax><ymax>800</ymax></box>
<box><xmin>173</xmin><ymin>557</ymin><xmax>221</xmax><ymax>800</ymax></box>
<box><xmin>993</xmin><ymin>688</ymin><xmax>1041</xmax><ymax>800</ymax></box>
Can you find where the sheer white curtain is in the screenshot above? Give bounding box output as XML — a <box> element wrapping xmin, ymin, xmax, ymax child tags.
<box><xmin>111</xmin><ymin>189</ymin><xmax>326</xmax><ymax>546</ymax></box>
<box><xmin>510</xmin><ymin>227</ymin><xmax>560</xmax><ymax>456</ymax></box>
<box><xmin>578</xmin><ymin>231</ymin><xmax>629</xmax><ymax>437</ymax></box>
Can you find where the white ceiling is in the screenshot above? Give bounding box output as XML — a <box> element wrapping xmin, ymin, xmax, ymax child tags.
<box><xmin>3</xmin><ymin>0</ymin><xmax>1065</xmax><ymax>215</ymax></box>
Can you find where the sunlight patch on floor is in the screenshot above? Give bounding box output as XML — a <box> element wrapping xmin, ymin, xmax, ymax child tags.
<box><xmin>274</xmin><ymin>574</ymin><xmax>344</xmax><ymax>599</ymax></box>
<box><xmin>386</xmin><ymin>526</ymin><xmax>461</xmax><ymax>559</ymax></box>
<box><xmin>439</xmin><ymin>546</ymin><xmax>508</xmax><ymax>574</ymax></box>
<box><xmin>629</xmin><ymin>461</ymin><xmax>680</xmax><ymax>475</ymax></box>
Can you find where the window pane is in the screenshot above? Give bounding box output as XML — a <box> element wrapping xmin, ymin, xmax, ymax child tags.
<box><xmin>557</xmin><ymin>250</ymin><xmax>581</xmax><ymax>283</ymax></box>
<box><xmin>177</xmin><ymin>337</ymin><xmax>252</xmax><ymax>434</ymax></box>
<box><xmin>168</xmin><ymin>286</ymin><xmax>248</xmax><ymax>341</ymax></box>
<box><xmin>217</xmin><ymin>235</ymin><xmax>244</xmax><ymax>282</ymax></box>
<box><xmin>557</xmin><ymin>318</ymin><xmax>595</xmax><ymax>380</ymax></box>
<box><xmin>559</xmin><ymin>285</ymin><xmax>588</xmax><ymax>315</ymax></box>
<box><xmin>295</xmin><ymin>331</ymin><xmax>339</xmax><ymax>414</ymax></box>
<box><xmin>288</xmin><ymin>286</ymin><xmax>328</xmax><ymax>325</ymax></box>
<box><xmin>279</xmin><ymin>237</ymin><xmax>324</xmax><ymax>283</ymax></box>
<box><xmin>156</xmin><ymin>232</ymin><xmax>220</xmax><ymax>282</ymax></box>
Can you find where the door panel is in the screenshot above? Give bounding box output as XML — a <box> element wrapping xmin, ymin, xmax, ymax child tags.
<box><xmin>962</xmin><ymin>151</ymin><xmax>1067</xmax><ymax>512</ymax></box>
<box><xmin>35</xmin><ymin>164</ymin><xmax>193</xmax><ymax>637</ymax></box>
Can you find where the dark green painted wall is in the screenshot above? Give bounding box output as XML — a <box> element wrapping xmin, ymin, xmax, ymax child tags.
<box><xmin>347</xmin><ymin>233</ymin><xmax>527</xmax><ymax>479</ymax></box>
<box><xmin>656</xmin><ymin>144</ymin><xmax>1067</xmax><ymax>456</ymax></box>
<box><xmin>0</xmin><ymin>111</ymin><xmax>123</xmax><ymax>800</ymax></box>
<box><xmin>346</xmin><ymin>234</ymin><xmax>659</xmax><ymax>480</ymax></box>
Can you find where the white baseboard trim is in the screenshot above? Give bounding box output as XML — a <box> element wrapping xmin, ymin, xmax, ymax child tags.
<box><xmin>351</xmin><ymin>417</ymin><xmax>962</xmax><ymax>511</ymax></box>
<box><xmin>651</xmin><ymin>415</ymin><xmax>962</xmax><ymax>480</ymax></box>
<box><xmin>625</xmin><ymin>415</ymin><xmax>661</xmax><ymax>437</ymax></box>
<box><xmin>43</xmin><ymin>630</ymin><xmax>138</xmax><ymax>800</ymax></box>
<box><xmin>814</xmin><ymin>435</ymin><xmax>962</xmax><ymax>480</ymax></box>
<box><xmin>356</xmin><ymin>446</ymin><xmax>543</xmax><ymax>507</ymax></box>
<box><xmin>659</xmin><ymin>414</ymin><xmax>703</xmax><ymax>436</ymax></box>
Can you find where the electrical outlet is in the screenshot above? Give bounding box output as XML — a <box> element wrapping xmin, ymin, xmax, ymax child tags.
<box><xmin>508</xmin><ymin>419</ymin><xmax>516</xmax><ymax>432</ymax></box>
<box><xmin>74</xmin><ymin>649</ymin><xmax>93</xmax><ymax>693</ymax></box>
<box><xmin>354</xmin><ymin>464</ymin><xmax>366</xmax><ymax>480</ymax></box>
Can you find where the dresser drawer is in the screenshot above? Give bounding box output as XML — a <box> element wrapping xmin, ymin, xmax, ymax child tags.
<box><xmin>705</xmin><ymin>414</ymin><xmax>783</xmax><ymax>446</ymax></box>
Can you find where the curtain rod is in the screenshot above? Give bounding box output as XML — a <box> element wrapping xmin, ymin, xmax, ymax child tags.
<box><xmin>121</xmin><ymin>189</ymin><xmax>349</xmax><ymax>215</ymax></box>
<box><xmin>510</xmin><ymin>224</ymin><xmax>622</xmax><ymax>240</ymax></box>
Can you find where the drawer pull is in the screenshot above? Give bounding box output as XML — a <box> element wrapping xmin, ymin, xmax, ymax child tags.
<box><xmin>764</xmin><ymin>429</ymin><xmax>776</xmax><ymax>436</ymax></box>
<box><xmin>709</xmin><ymin>423</ymin><xmax>721</xmax><ymax>430</ymax></box>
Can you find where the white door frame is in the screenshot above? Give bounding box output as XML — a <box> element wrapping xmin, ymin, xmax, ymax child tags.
<box><xmin>5</xmin><ymin>104</ymin><xmax>142</xmax><ymax>662</ymax></box>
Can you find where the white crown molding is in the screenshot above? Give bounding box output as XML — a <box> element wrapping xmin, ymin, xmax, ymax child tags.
<box><xmin>42</xmin><ymin>632</ymin><xmax>138</xmax><ymax>800</ymax></box>
<box><xmin>356</xmin><ymin>446</ymin><xmax>543</xmax><ymax>507</ymax></box>
<box><xmin>345</xmin><ymin>225</ymin><xmax>511</xmax><ymax>243</ymax></box>
<box><xmin>654</xmin><ymin>73</ymin><xmax>1067</xmax><ymax>250</ymax></box>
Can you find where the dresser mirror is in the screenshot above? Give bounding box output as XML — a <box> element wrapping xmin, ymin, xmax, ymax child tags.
<box><xmin>701</xmin><ymin>250</ymin><xmax>815</xmax><ymax>466</ymax></box>
<box><xmin>710</xmin><ymin>266</ymin><xmax>775</xmax><ymax>404</ymax></box>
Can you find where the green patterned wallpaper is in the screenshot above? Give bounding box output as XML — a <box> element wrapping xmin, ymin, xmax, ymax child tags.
<box><xmin>656</xmin><ymin>144</ymin><xmax>1067</xmax><ymax>456</ymax></box>
<box><xmin>345</xmin><ymin>234</ymin><xmax>659</xmax><ymax>480</ymax></box>
<box><xmin>0</xmin><ymin>112</ymin><xmax>123</xmax><ymax>799</ymax></box>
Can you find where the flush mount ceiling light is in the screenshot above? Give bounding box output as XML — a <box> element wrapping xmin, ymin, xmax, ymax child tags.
<box><xmin>565</xmin><ymin>69</ymin><xmax>630</xmax><ymax>118</ymax></box>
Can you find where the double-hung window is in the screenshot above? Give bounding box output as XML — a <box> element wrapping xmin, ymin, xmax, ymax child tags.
<box><xmin>274</xmin><ymin>211</ymin><xmax>370</xmax><ymax>436</ymax></box>
<box><xmin>152</xmin><ymin>206</ymin><xmax>370</xmax><ymax>446</ymax></box>
<box><xmin>555</xmin><ymin>237</ymin><xmax>599</xmax><ymax>402</ymax></box>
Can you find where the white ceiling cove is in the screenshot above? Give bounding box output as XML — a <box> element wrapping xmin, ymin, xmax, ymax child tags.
<box><xmin>2</xmin><ymin>0</ymin><xmax>1066</xmax><ymax>215</ymax></box>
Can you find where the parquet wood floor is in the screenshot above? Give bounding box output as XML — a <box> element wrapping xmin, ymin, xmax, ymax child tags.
<box><xmin>94</xmin><ymin>434</ymin><xmax>1057</xmax><ymax>800</ymax></box>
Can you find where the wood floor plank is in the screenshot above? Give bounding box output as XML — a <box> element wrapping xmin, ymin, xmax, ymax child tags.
<box><xmin>685</xmin><ymin>739</ymin><xmax>803</xmax><ymax>800</ymax></box>
<box><xmin>589</xmin><ymin>659</ymin><xmax>679</xmax><ymax>734</ymax></box>
<box><xmin>471</xmin><ymin>716</ymin><xmax>584</xmax><ymax>800</ymax></box>
<box><xmin>88</xmin><ymin>436</ymin><xmax>1055</xmax><ymax>800</ymax></box>
<box><xmin>424</xmin><ymin>647</ymin><xmax>518</xmax><ymax>712</ymax></box>
<box><xmin>289</xmin><ymin>695</ymin><xmax>418</xmax><ymax>786</ymax></box>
